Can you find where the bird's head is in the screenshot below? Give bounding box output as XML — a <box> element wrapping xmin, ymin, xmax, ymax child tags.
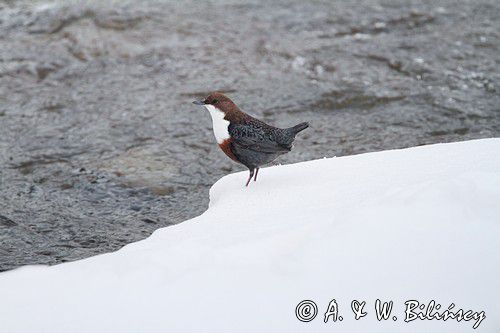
<box><xmin>192</xmin><ymin>92</ymin><xmax>237</xmax><ymax>115</ymax></box>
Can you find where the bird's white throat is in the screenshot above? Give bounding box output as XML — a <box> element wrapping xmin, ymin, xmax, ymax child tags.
<box><xmin>204</xmin><ymin>105</ymin><xmax>230</xmax><ymax>144</ymax></box>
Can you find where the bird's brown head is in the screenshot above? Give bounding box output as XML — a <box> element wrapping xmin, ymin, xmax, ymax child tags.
<box><xmin>192</xmin><ymin>92</ymin><xmax>239</xmax><ymax>114</ymax></box>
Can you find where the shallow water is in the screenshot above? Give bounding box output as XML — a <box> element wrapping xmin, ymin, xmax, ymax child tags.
<box><xmin>1</xmin><ymin>0</ymin><xmax>499</xmax><ymax>271</ymax></box>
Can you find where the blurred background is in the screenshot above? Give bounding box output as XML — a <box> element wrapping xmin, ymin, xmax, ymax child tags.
<box><xmin>0</xmin><ymin>0</ymin><xmax>499</xmax><ymax>271</ymax></box>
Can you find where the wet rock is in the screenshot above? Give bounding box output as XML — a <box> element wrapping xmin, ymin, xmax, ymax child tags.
<box><xmin>94</xmin><ymin>10</ymin><xmax>148</xmax><ymax>30</ymax></box>
<box><xmin>150</xmin><ymin>186</ymin><xmax>175</xmax><ymax>196</ymax></box>
<box><xmin>27</xmin><ymin>5</ymin><xmax>94</xmax><ymax>34</ymax></box>
<box><xmin>0</xmin><ymin>215</ymin><xmax>17</xmax><ymax>227</ymax></box>
<box><xmin>130</xmin><ymin>205</ymin><xmax>141</xmax><ymax>212</ymax></box>
<box><xmin>99</xmin><ymin>147</ymin><xmax>179</xmax><ymax>188</ymax></box>
<box><xmin>60</xmin><ymin>182</ymin><xmax>74</xmax><ymax>190</ymax></box>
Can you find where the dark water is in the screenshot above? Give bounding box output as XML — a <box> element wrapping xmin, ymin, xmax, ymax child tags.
<box><xmin>0</xmin><ymin>0</ymin><xmax>499</xmax><ymax>271</ymax></box>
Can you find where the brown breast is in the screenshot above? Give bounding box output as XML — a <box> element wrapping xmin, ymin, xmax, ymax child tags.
<box><xmin>218</xmin><ymin>138</ymin><xmax>238</xmax><ymax>162</ymax></box>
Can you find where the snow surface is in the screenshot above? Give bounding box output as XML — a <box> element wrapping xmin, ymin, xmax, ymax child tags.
<box><xmin>1</xmin><ymin>139</ymin><xmax>499</xmax><ymax>332</ymax></box>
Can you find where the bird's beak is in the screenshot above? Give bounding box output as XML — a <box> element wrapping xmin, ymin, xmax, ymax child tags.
<box><xmin>192</xmin><ymin>100</ymin><xmax>205</xmax><ymax>105</ymax></box>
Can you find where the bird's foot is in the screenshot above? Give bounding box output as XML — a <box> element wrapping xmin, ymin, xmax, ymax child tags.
<box><xmin>245</xmin><ymin>169</ymin><xmax>255</xmax><ymax>187</ymax></box>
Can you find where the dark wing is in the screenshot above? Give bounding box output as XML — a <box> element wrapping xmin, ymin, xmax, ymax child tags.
<box><xmin>228</xmin><ymin>123</ymin><xmax>291</xmax><ymax>153</ymax></box>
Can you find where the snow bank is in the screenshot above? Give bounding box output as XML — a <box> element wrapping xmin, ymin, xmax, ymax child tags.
<box><xmin>1</xmin><ymin>139</ymin><xmax>499</xmax><ymax>332</ymax></box>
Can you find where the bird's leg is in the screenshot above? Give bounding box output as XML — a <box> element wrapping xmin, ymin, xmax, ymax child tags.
<box><xmin>253</xmin><ymin>168</ymin><xmax>259</xmax><ymax>182</ymax></box>
<box><xmin>245</xmin><ymin>169</ymin><xmax>254</xmax><ymax>187</ymax></box>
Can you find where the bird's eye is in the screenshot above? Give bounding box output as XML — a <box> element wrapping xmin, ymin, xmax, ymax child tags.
<box><xmin>212</xmin><ymin>99</ymin><xmax>218</xmax><ymax>104</ymax></box>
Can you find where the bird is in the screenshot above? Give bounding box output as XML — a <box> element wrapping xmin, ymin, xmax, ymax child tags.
<box><xmin>193</xmin><ymin>92</ymin><xmax>309</xmax><ymax>186</ymax></box>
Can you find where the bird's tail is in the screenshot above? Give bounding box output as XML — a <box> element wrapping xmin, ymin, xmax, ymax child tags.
<box><xmin>289</xmin><ymin>122</ymin><xmax>309</xmax><ymax>134</ymax></box>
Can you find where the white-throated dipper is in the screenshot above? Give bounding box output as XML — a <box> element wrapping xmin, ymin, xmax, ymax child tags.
<box><xmin>193</xmin><ymin>92</ymin><xmax>309</xmax><ymax>186</ymax></box>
